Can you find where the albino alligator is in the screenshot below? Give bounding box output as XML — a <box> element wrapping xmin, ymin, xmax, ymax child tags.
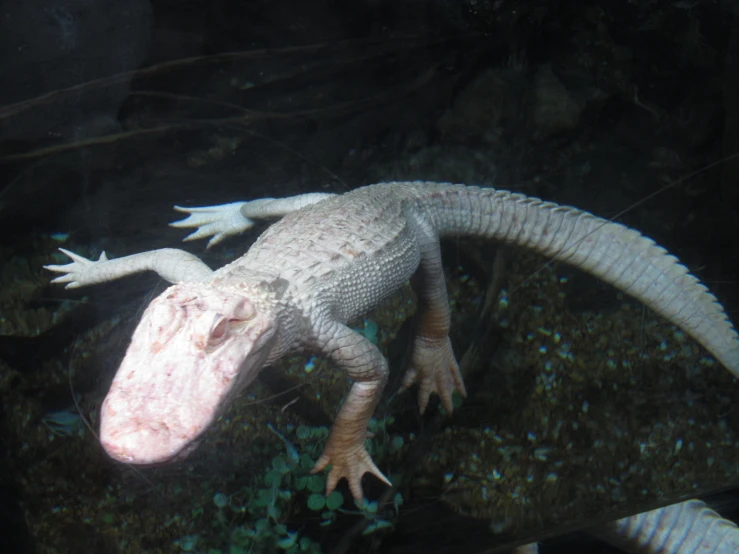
<box><xmin>514</xmin><ymin>498</ymin><xmax>739</xmax><ymax>553</ymax></box>
<box><xmin>589</xmin><ymin>499</ymin><xmax>739</xmax><ymax>553</ymax></box>
<box><xmin>45</xmin><ymin>181</ymin><xmax>739</xmax><ymax>551</ymax></box>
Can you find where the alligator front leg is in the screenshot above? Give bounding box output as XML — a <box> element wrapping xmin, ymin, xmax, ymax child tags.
<box><xmin>45</xmin><ymin>248</ymin><xmax>213</xmax><ymax>288</ymax></box>
<box><xmin>310</xmin><ymin>322</ymin><xmax>392</xmax><ymax>501</ymax></box>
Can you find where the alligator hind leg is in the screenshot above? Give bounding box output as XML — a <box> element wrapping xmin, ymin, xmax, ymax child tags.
<box><xmin>401</xmin><ymin>220</ymin><xmax>467</xmax><ymax>413</ymax></box>
<box><xmin>171</xmin><ymin>192</ymin><xmax>335</xmax><ymax>247</ymax></box>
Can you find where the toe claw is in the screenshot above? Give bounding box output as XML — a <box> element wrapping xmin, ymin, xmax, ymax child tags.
<box><xmin>311</xmin><ymin>445</ymin><xmax>390</xmax><ymax>502</ymax></box>
<box><xmin>403</xmin><ymin>336</ymin><xmax>466</xmax><ymax>415</ymax></box>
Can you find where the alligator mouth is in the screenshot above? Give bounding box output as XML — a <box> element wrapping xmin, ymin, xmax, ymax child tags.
<box><xmin>100</xmin><ymin>417</ymin><xmax>203</xmax><ymax>465</ymax></box>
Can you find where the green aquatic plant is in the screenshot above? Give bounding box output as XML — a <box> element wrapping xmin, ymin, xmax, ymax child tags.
<box><xmin>41</xmin><ymin>409</ymin><xmax>84</xmax><ymax>437</ymax></box>
<box><xmin>218</xmin><ymin>420</ymin><xmax>403</xmax><ymax>553</ymax></box>
<box><xmin>176</xmin><ymin>415</ymin><xmax>405</xmax><ymax>553</ymax></box>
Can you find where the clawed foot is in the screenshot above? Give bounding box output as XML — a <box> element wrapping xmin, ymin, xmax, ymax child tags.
<box><xmin>311</xmin><ymin>440</ymin><xmax>391</xmax><ymax>502</ymax></box>
<box><xmin>44</xmin><ymin>248</ymin><xmax>108</xmax><ymax>289</ymax></box>
<box><xmin>170</xmin><ymin>201</ymin><xmax>253</xmax><ymax>248</ymax></box>
<box><xmin>401</xmin><ymin>336</ymin><xmax>467</xmax><ymax>414</ymax></box>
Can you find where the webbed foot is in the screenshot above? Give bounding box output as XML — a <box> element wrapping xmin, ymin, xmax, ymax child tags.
<box><xmin>44</xmin><ymin>248</ymin><xmax>109</xmax><ymax>289</ymax></box>
<box><xmin>170</xmin><ymin>201</ymin><xmax>253</xmax><ymax>247</ymax></box>
<box><xmin>401</xmin><ymin>336</ymin><xmax>467</xmax><ymax>414</ymax></box>
<box><xmin>311</xmin><ymin>435</ymin><xmax>390</xmax><ymax>502</ymax></box>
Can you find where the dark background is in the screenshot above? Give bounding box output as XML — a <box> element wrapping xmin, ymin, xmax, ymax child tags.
<box><xmin>1</xmin><ymin>1</ymin><xmax>739</xmax><ymax>553</ymax></box>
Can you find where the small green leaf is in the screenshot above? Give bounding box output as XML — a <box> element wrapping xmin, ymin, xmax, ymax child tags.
<box><xmin>393</xmin><ymin>492</ymin><xmax>404</xmax><ymax>510</ymax></box>
<box><xmin>294</xmin><ymin>476</ymin><xmax>307</xmax><ymax>490</ymax></box>
<box><xmin>268</xmin><ymin>504</ymin><xmax>282</xmax><ymax>520</ymax></box>
<box><xmin>325</xmin><ymin>490</ymin><xmax>343</xmax><ymax>510</ymax></box>
<box><xmin>307</xmin><ymin>494</ymin><xmax>325</xmax><ymax>511</ymax></box>
<box><xmin>296</xmin><ymin>426</ymin><xmax>311</xmax><ymax>440</ymax></box>
<box><xmin>213</xmin><ymin>492</ymin><xmax>228</xmax><ymax>508</ymax></box>
<box><xmin>178</xmin><ymin>534</ymin><xmax>199</xmax><ymax>551</ymax></box>
<box><xmin>254</xmin><ymin>518</ymin><xmax>271</xmax><ymax>536</ymax></box>
<box><xmin>253</xmin><ymin>489</ymin><xmax>273</xmax><ymax>508</ymax></box>
<box><xmin>230</xmin><ymin>526</ymin><xmax>251</xmax><ymax>546</ymax></box>
<box><xmin>391</xmin><ymin>436</ymin><xmax>404</xmax><ymax>451</ymax></box>
<box><xmin>310</xmin><ymin>426</ymin><xmax>328</xmax><ymax>439</ymax></box>
<box><xmin>300</xmin><ymin>454</ymin><xmax>315</xmax><ymax>470</ymax></box>
<box><xmin>272</xmin><ymin>455</ymin><xmax>290</xmax><ymax>473</ymax></box>
<box><xmin>275</xmin><ymin>531</ymin><xmax>298</xmax><ymax>550</ymax></box>
<box><xmin>362</xmin><ymin>519</ymin><xmax>392</xmax><ymax>535</ymax></box>
<box><xmin>264</xmin><ymin>470</ymin><xmax>283</xmax><ymax>487</ymax></box>
<box><xmin>364</xmin><ymin>500</ymin><xmax>378</xmax><ymax>515</ymax></box>
<box><xmin>307</xmin><ymin>475</ymin><xmax>324</xmax><ymax>493</ymax></box>
<box><xmin>452</xmin><ymin>390</ymin><xmax>464</xmax><ymax>409</ymax></box>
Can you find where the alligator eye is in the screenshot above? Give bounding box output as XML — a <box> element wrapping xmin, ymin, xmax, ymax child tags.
<box><xmin>151</xmin><ymin>304</ymin><xmax>177</xmax><ymax>327</ymax></box>
<box><xmin>209</xmin><ymin>317</ymin><xmax>230</xmax><ymax>346</ymax></box>
<box><xmin>233</xmin><ymin>299</ymin><xmax>256</xmax><ymax>321</ymax></box>
<box><xmin>147</xmin><ymin>303</ymin><xmax>183</xmax><ymax>341</ymax></box>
